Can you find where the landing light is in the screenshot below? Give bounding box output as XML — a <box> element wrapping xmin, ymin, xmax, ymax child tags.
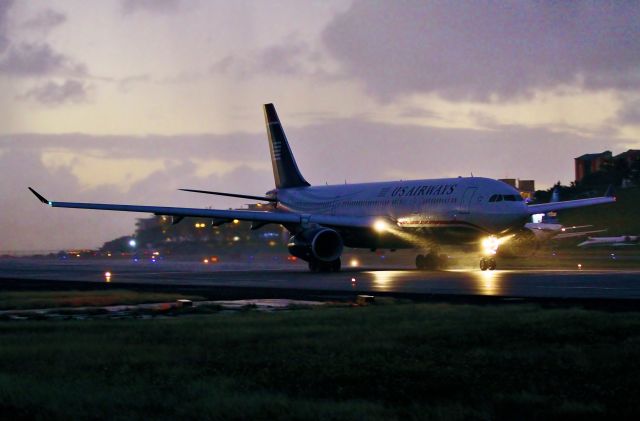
<box><xmin>373</xmin><ymin>219</ymin><xmax>389</xmax><ymax>233</ymax></box>
<box><xmin>481</xmin><ymin>236</ymin><xmax>500</xmax><ymax>255</ymax></box>
<box><xmin>481</xmin><ymin>235</ymin><xmax>513</xmax><ymax>256</ymax></box>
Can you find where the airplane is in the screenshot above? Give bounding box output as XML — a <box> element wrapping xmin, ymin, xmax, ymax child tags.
<box><xmin>28</xmin><ymin>103</ymin><xmax>616</xmax><ymax>272</ymax></box>
<box><xmin>578</xmin><ymin>235</ymin><xmax>639</xmax><ymax>247</ymax></box>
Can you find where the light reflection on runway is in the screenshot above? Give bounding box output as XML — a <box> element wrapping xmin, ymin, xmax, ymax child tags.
<box><xmin>2</xmin><ymin>258</ymin><xmax>640</xmax><ymax>300</ymax></box>
<box><xmin>366</xmin><ymin>271</ymin><xmax>403</xmax><ymax>292</ymax></box>
<box><xmin>475</xmin><ymin>270</ymin><xmax>502</xmax><ymax>296</ymax></box>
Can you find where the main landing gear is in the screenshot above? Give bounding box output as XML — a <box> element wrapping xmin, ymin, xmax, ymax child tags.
<box><xmin>308</xmin><ymin>258</ymin><xmax>341</xmax><ymax>273</ymax></box>
<box><xmin>479</xmin><ymin>257</ymin><xmax>496</xmax><ymax>271</ymax></box>
<box><xmin>415</xmin><ymin>253</ymin><xmax>447</xmax><ymax>270</ymax></box>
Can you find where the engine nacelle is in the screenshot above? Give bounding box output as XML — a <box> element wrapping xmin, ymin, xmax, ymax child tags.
<box><xmin>288</xmin><ymin>228</ymin><xmax>343</xmax><ymax>262</ymax></box>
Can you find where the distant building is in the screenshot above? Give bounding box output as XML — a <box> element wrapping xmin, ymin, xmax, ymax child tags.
<box><xmin>574</xmin><ymin>150</ymin><xmax>640</xmax><ymax>184</ymax></box>
<box><xmin>498</xmin><ymin>178</ymin><xmax>535</xmax><ymax>200</ymax></box>
<box><xmin>615</xmin><ymin>149</ymin><xmax>640</xmax><ymax>166</ymax></box>
<box><xmin>517</xmin><ymin>180</ymin><xmax>535</xmax><ymax>200</ymax></box>
<box><xmin>498</xmin><ymin>178</ymin><xmax>516</xmax><ymax>188</ymax></box>
<box><xmin>574</xmin><ymin>151</ymin><xmax>612</xmax><ymax>183</ymax></box>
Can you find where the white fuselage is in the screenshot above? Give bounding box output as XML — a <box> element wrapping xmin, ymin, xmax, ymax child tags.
<box><xmin>275</xmin><ymin>176</ymin><xmax>529</xmax><ymax>247</ymax></box>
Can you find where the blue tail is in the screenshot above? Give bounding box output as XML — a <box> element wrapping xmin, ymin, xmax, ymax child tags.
<box><xmin>263</xmin><ymin>103</ymin><xmax>310</xmax><ymax>189</ymax></box>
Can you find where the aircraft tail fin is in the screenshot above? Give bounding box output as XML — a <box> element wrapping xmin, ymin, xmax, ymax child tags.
<box><xmin>263</xmin><ymin>103</ymin><xmax>310</xmax><ymax>189</ymax></box>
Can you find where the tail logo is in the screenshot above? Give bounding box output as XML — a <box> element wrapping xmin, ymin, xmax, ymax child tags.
<box><xmin>272</xmin><ymin>139</ymin><xmax>282</xmax><ymax>161</ymax></box>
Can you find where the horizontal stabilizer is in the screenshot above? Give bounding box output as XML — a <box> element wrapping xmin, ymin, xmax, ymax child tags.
<box><xmin>179</xmin><ymin>188</ymin><xmax>276</xmax><ymax>202</ymax></box>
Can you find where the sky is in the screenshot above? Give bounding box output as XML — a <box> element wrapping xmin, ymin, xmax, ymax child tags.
<box><xmin>1</xmin><ymin>0</ymin><xmax>639</xmax><ymax>251</ymax></box>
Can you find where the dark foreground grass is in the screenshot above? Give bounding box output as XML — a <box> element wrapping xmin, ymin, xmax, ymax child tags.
<box><xmin>0</xmin><ymin>290</ymin><xmax>203</xmax><ymax>310</ymax></box>
<box><xmin>1</xmin><ymin>303</ymin><xmax>640</xmax><ymax>420</ymax></box>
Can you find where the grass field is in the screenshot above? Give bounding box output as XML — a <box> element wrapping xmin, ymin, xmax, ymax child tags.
<box><xmin>1</xmin><ymin>302</ymin><xmax>640</xmax><ymax>420</ymax></box>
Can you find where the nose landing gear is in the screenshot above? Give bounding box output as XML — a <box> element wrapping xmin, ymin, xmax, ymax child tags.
<box><xmin>479</xmin><ymin>257</ymin><xmax>496</xmax><ymax>271</ymax></box>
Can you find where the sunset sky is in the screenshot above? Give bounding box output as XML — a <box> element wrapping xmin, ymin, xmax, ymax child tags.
<box><xmin>2</xmin><ymin>0</ymin><xmax>639</xmax><ymax>250</ymax></box>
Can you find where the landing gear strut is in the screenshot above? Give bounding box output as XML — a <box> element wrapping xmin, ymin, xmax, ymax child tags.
<box><xmin>308</xmin><ymin>258</ymin><xmax>341</xmax><ymax>273</ymax></box>
<box><xmin>479</xmin><ymin>257</ymin><xmax>496</xmax><ymax>271</ymax></box>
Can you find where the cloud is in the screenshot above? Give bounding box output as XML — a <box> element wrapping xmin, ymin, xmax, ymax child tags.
<box><xmin>211</xmin><ymin>38</ymin><xmax>332</xmax><ymax>79</ymax></box>
<box><xmin>617</xmin><ymin>99</ymin><xmax>640</xmax><ymax>125</ymax></box>
<box><xmin>322</xmin><ymin>1</ymin><xmax>640</xmax><ymax>101</ymax></box>
<box><xmin>22</xmin><ymin>8</ymin><xmax>66</xmax><ymax>32</ymax></box>
<box><xmin>0</xmin><ymin>0</ymin><xmax>13</xmax><ymax>53</ymax></box>
<box><xmin>117</xmin><ymin>74</ymin><xmax>150</xmax><ymax>93</ymax></box>
<box><xmin>0</xmin><ymin>42</ymin><xmax>86</xmax><ymax>77</ymax></box>
<box><xmin>121</xmin><ymin>0</ymin><xmax>183</xmax><ymax>15</ymax></box>
<box><xmin>21</xmin><ymin>79</ymin><xmax>89</xmax><ymax>105</ymax></box>
<box><xmin>0</xmin><ymin>136</ymin><xmax>272</xmax><ymax>250</ymax></box>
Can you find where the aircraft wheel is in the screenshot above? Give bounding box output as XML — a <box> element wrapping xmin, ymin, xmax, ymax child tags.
<box><xmin>488</xmin><ymin>258</ymin><xmax>496</xmax><ymax>271</ymax></box>
<box><xmin>424</xmin><ymin>253</ymin><xmax>438</xmax><ymax>270</ymax></box>
<box><xmin>479</xmin><ymin>258</ymin><xmax>488</xmax><ymax>271</ymax></box>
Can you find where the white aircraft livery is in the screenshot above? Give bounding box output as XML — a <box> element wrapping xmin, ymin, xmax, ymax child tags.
<box><xmin>29</xmin><ymin>104</ymin><xmax>616</xmax><ymax>271</ymax></box>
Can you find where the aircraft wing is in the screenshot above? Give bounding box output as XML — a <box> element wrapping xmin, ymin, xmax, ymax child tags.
<box><xmin>526</xmin><ymin>196</ymin><xmax>615</xmax><ymax>214</ymax></box>
<box><xmin>28</xmin><ymin>188</ymin><xmax>378</xmax><ymax>229</ymax></box>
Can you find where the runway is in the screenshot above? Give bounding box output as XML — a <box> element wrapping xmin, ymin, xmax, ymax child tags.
<box><xmin>2</xmin><ymin>257</ymin><xmax>640</xmax><ymax>301</ymax></box>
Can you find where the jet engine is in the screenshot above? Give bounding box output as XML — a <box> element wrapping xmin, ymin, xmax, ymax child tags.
<box><xmin>288</xmin><ymin>228</ymin><xmax>343</xmax><ymax>262</ymax></box>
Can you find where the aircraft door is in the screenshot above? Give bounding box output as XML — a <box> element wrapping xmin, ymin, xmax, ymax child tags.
<box><xmin>459</xmin><ymin>187</ymin><xmax>477</xmax><ymax>214</ymax></box>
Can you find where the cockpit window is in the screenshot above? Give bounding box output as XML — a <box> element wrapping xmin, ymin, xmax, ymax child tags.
<box><xmin>490</xmin><ymin>193</ymin><xmax>523</xmax><ymax>203</ymax></box>
<box><xmin>505</xmin><ymin>194</ymin><xmax>523</xmax><ymax>201</ymax></box>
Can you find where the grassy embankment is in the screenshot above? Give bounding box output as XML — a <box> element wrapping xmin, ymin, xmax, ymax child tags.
<box><xmin>1</xmin><ymin>303</ymin><xmax>640</xmax><ymax>420</ymax></box>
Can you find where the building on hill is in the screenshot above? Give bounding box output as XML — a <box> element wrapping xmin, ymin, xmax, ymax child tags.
<box><xmin>615</xmin><ymin>149</ymin><xmax>640</xmax><ymax>166</ymax></box>
<box><xmin>575</xmin><ymin>149</ymin><xmax>640</xmax><ymax>186</ymax></box>
<box><xmin>574</xmin><ymin>151</ymin><xmax>612</xmax><ymax>183</ymax></box>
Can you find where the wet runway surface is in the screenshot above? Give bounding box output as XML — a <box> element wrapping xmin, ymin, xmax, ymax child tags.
<box><xmin>2</xmin><ymin>258</ymin><xmax>640</xmax><ymax>300</ymax></box>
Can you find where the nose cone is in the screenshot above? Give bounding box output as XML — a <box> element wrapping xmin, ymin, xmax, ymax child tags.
<box><xmin>480</xmin><ymin>203</ymin><xmax>530</xmax><ymax>233</ymax></box>
<box><xmin>505</xmin><ymin>203</ymin><xmax>531</xmax><ymax>230</ymax></box>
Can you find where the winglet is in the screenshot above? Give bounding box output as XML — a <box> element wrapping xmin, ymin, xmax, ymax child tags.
<box><xmin>28</xmin><ymin>187</ymin><xmax>51</xmax><ymax>205</ymax></box>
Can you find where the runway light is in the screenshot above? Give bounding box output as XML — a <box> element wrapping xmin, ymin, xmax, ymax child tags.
<box><xmin>373</xmin><ymin>219</ymin><xmax>389</xmax><ymax>233</ymax></box>
<box><xmin>203</xmin><ymin>258</ymin><xmax>209</xmax><ymax>264</ymax></box>
<box><xmin>578</xmin><ymin>263</ymin><xmax>582</xmax><ymax>270</ymax></box>
<box><xmin>351</xmin><ymin>277</ymin><xmax>356</xmax><ymax>283</ymax></box>
<box><xmin>233</xmin><ymin>219</ymin><xmax>240</xmax><ymax>224</ymax></box>
<box><xmin>104</xmin><ymin>271</ymin><xmax>112</xmax><ymax>282</ymax></box>
<box><xmin>233</xmin><ymin>236</ymin><xmax>240</xmax><ymax>242</ymax></box>
<box><xmin>350</xmin><ymin>258</ymin><xmax>360</xmax><ymax>267</ymax></box>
